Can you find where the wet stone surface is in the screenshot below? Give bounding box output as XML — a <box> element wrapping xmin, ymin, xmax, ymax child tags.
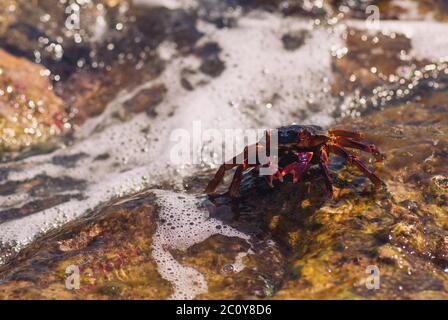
<box><xmin>1</xmin><ymin>98</ymin><xmax>447</xmax><ymax>299</ymax></box>
<box><xmin>0</xmin><ymin>0</ymin><xmax>448</xmax><ymax>300</ymax></box>
<box><xmin>281</xmin><ymin>30</ymin><xmax>309</xmax><ymax>51</ymax></box>
<box><xmin>0</xmin><ymin>191</ymin><xmax>284</xmax><ymax>299</ymax></box>
<box><xmin>0</xmin><ymin>192</ymin><xmax>173</xmax><ymax>299</ymax></box>
<box><xmin>207</xmin><ymin>100</ymin><xmax>448</xmax><ymax>299</ymax></box>
<box><xmin>0</xmin><ymin>49</ymin><xmax>67</xmax><ymax>153</ymax></box>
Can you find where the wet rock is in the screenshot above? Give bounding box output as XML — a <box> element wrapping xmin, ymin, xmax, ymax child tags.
<box><xmin>280</xmin><ymin>0</ymin><xmax>330</xmax><ymax>18</ymax></box>
<box><xmin>172</xmin><ymin>235</ymin><xmax>285</xmax><ymax>299</ymax></box>
<box><xmin>197</xmin><ymin>0</ymin><xmax>240</xmax><ymax>28</ymax></box>
<box><xmin>0</xmin><ymin>0</ymin><xmax>132</xmax><ymax>79</ymax></box>
<box><xmin>1</xmin><ymin>93</ymin><xmax>447</xmax><ymax>300</ymax></box>
<box><xmin>281</xmin><ymin>30</ymin><xmax>308</xmax><ymax>51</ymax></box>
<box><xmin>133</xmin><ymin>6</ymin><xmax>203</xmax><ymax>53</ymax></box>
<box><xmin>0</xmin><ymin>49</ymin><xmax>67</xmax><ymax>153</ymax></box>
<box><xmin>322</xmin><ymin>0</ymin><xmax>448</xmax><ymax>21</ymax></box>
<box><xmin>180</xmin><ymin>72</ymin><xmax>196</xmax><ymax>91</ymax></box>
<box><xmin>180</xmin><ymin>68</ymin><xmax>210</xmax><ymax>91</ymax></box>
<box><xmin>94</xmin><ymin>153</ymin><xmax>111</xmax><ymax>161</ymax></box>
<box><xmin>205</xmin><ymin>98</ymin><xmax>448</xmax><ymax>299</ymax></box>
<box><xmin>1</xmin><ymin>0</ymin><xmax>448</xmax><ymax>301</ymax></box>
<box><xmin>332</xmin><ymin>28</ymin><xmax>414</xmax><ymax>96</ymax></box>
<box><xmin>0</xmin><ymin>191</ymin><xmax>285</xmax><ymax>299</ymax></box>
<box><xmin>0</xmin><ymin>174</ymin><xmax>86</xmax><ymax>198</ymax></box>
<box><xmin>331</xmin><ymin>27</ymin><xmax>448</xmax><ymax>116</ymax></box>
<box><xmin>57</xmin><ymin>55</ymin><xmax>165</xmax><ymax>125</ymax></box>
<box><xmin>375</xmin><ymin>0</ymin><xmax>448</xmax><ymax>21</ymax></box>
<box><xmin>51</xmin><ymin>4</ymin><xmax>205</xmax><ymax>125</ymax></box>
<box><xmin>194</xmin><ymin>42</ymin><xmax>225</xmax><ymax>78</ymax></box>
<box><xmin>0</xmin><ymin>1</ymin><xmax>16</xmax><ymax>34</ymax></box>
<box><xmin>0</xmin><ymin>194</ymin><xmax>84</xmax><ymax>224</ymax></box>
<box><xmin>52</xmin><ymin>153</ymin><xmax>88</xmax><ymax>168</ymax></box>
<box><xmin>124</xmin><ymin>84</ymin><xmax>167</xmax><ymax>116</ymax></box>
<box><xmin>431</xmin><ymin>175</ymin><xmax>448</xmax><ymax>193</ymax></box>
<box><xmin>0</xmin><ymin>192</ymin><xmax>173</xmax><ymax>299</ymax></box>
<box><xmin>1</xmin><ymin>1</ymin><xmax>203</xmax><ymax>128</ymax></box>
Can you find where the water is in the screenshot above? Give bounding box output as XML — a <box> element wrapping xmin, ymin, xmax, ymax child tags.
<box><xmin>0</xmin><ymin>0</ymin><xmax>447</xmax><ymax>299</ymax></box>
<box><xmin>0</xmin><ymin>1</ymin><xmax>341</xmax><ymax>261</ymax></box>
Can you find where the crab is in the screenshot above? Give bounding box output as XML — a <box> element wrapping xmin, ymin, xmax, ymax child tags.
<box><xmin>205</xmin><ymin>125</ymin><xmax>385</xmax><ymax>197</ymax></box>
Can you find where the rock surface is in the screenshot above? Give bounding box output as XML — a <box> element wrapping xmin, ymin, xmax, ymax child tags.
<box><xmin>0</xmin><ymin>49</ymin><xmax>67</xmax><ymax>153</ymax></box>
<box><xmin>0</xmin><ymin>0</ymin><xmax>447</xmax><ymax>300</ymax></box>
<box><xmin>1</xmin><ymin>98</ymin><xmax>447</xmax><ymax>299</ymax></box>
<box><xmin>0</xmin><ymin>192</ymin><xmax>173</xmax><ymax>299</ymax></box>
<box><xmin>0</xmin><ymin>191</ymin><xmax>284</xmax><ymax>299</ymax></box>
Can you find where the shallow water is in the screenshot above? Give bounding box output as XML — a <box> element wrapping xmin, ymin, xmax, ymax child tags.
<box><xmin>0</xmin><ymin>0</ymin><xmax>447</xmax><ymax>299</ymax></box>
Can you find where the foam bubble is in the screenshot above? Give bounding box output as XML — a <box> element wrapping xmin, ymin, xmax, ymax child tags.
<box><xmin>152</xmin><ymin>190</ymin><xmax>250</xmax><ymax>299</ymax></box>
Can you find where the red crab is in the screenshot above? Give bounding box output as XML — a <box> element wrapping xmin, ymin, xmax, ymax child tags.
<box><xmin>205</xmin><ymin>125</ymin><xmax>385</xmax><ymax>197</ymax></box>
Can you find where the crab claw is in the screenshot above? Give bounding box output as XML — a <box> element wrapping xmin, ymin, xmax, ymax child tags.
<box><xmin>281</xmin><ymin>152</ymin><xmax>313</xmax><ymax>183</ymax></box>
<box><xmin>262</xmin><ymin>162</ymin><xmax>283</xmax><ymax>187</ymax></box>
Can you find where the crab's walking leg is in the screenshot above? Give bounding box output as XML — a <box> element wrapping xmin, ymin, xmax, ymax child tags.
<box><xmin>263</xmin><ymin>162</ymin><xmax>283</xmax><ymax>187</ymax></box>
<box><xmin>204</xmin><ymin>143</ymin><xmax>252</xmax><ymax>194</ymax></box>
<box><xmin>329</xmin><ymin>144</ymin><xmax>385</xmax><ymax>187</ymax></box>
<box><xmin>335</xmin><ymin>137</ymin><xmax>384</xmax><ymax>161</ymax></box>
<box><xmin>205</xmin><ymin>130</ymin><xmax>273</xmax><ymax>196</ymax></box>
<box><xmin>228</xmin><ymin>165</ymin><xmax>244</xmax><ymax>197</ymax></box>
<box><xmin>318</xmin><ymin>148</ymin><xmax>333</xmax><ymax>196</ymax></box>
<box><xmin>328</xmin><ymin>129</ymin><xmax>364</xmax><ymax>140</ymax></box>
<box><xmin>205</xmin><ymin>163</ymin><xmax>237</xmax><ymax>194</ymax></box>
<box><xmin>281</xmin><ymin>152</ymin><xmax>313</xmax><ymax>183</ymax></box>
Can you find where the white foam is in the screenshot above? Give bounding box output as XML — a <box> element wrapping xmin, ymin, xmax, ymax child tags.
<box><xmin>228</xmin><ymin>250</ymin><xmax>251</xmax><ymax>273</ymax></box>
<box><xmin>152</xmin><ymin>190</ymin><xmax>250</xmax><ymax>299</ymax></box>
<box><xmin>133</xmin><ymin>0</ymin><xmax>198</xmax><ymax>10</ymax></box>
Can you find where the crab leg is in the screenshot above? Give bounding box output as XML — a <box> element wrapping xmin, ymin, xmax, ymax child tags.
<box><xmin>205</xmin><ymin>134</ymin><xmax>270</xmax><ymax>195</ymax></box>
<box><xmin>228</xmin><ymin>165</ymin><xmax>245</xmax><ymax>197</ymax></box>
<box><xmin>205</xmin><ymin>163</ymin><xmax>236</xmax><ymax>194</ymax></box>
<box><xmin>204</xmin><ymin>143</ymin><xmax>250</xmax><ymax>194</ymax></box>
<box><xmin>328</xmin><ymin>128</ymin><xmax>364</xmax><ymax>140</ymax></box>
<box><xmin>318</xmin><ymin>148</ymin><xmax>333</xmax><ymax>195</ymax></box>
<box><xmin>335</xmin><ymin>136</ymin><xmax>384</xmax><ymax>161</ymax></box>
<box><xmin>329</xmin><ymin>144</ymin><xmax>385</xmax><ymax>187</ymax></box>
<box><xmin>281</xmin><ymin>152</ymin><xmax>313</xmax><ymax>183</ymax></box>
<box><xmin>263</xmin><ymin>162</ymin><xmax>283</xmax><ymax>187</ymax></box>
<box><xmin>226</xmin><ymin>155</ymin><xmax>282</xmax><ymax>196</ymax></box>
